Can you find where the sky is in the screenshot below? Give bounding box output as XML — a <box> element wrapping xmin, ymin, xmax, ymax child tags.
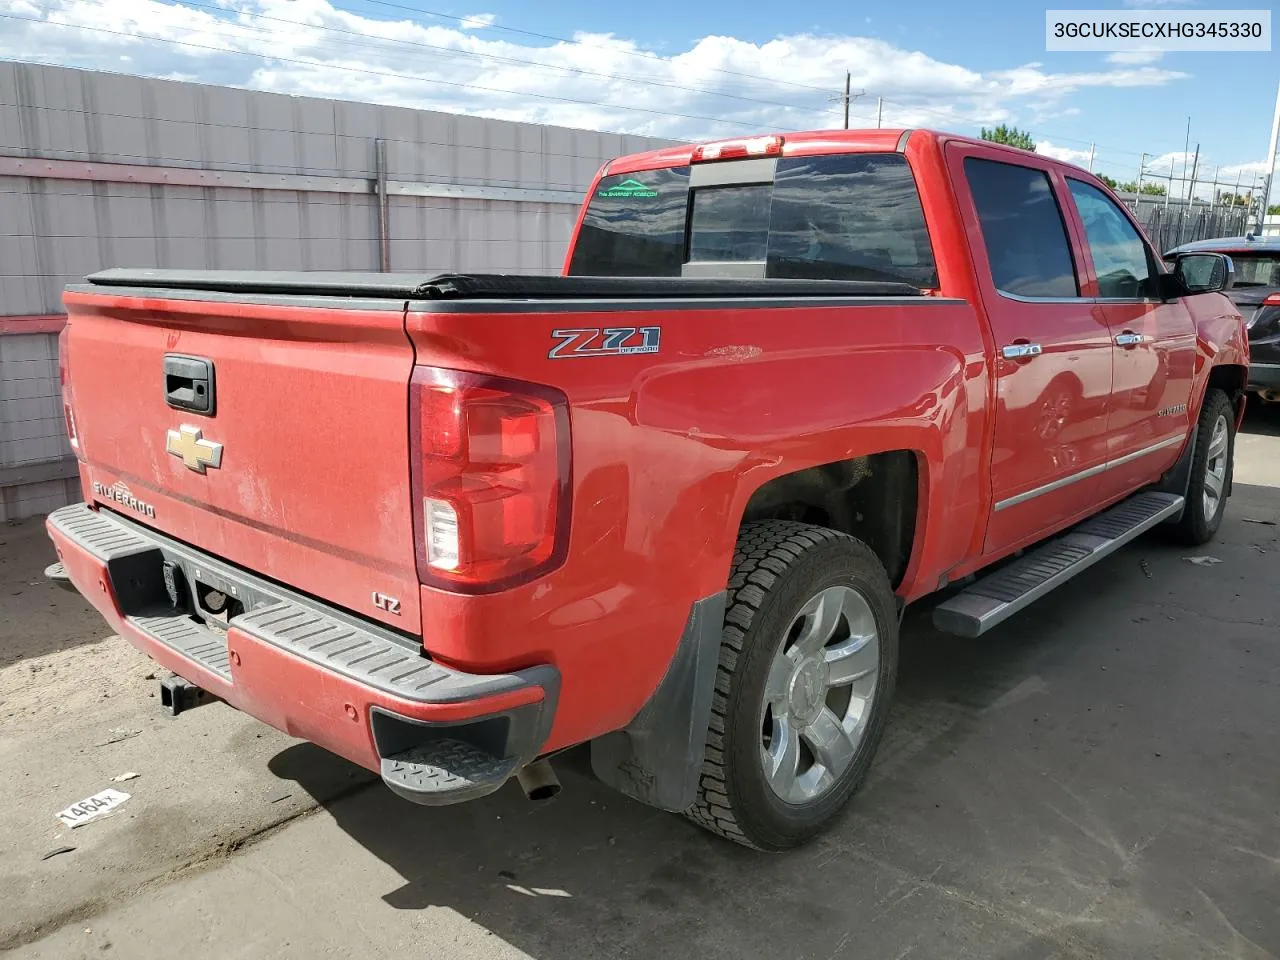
<box><xmin>1</xmin><ymin>0</ymin><xmax>1277</xmax><ymax>203</ymax></box>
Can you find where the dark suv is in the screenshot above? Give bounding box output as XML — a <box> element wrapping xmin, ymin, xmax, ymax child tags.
<box><xmin>1167</xmin><ymin>234</ymin><xmax>1280</xmax><ymax>399</ymax></box>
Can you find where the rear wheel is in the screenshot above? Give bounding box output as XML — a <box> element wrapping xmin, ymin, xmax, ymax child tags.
<box><xmin>686</xmin><ymin>521</ymin><xmax>898</xmax><ymax>850</ymax></box>
<box><xmin>1169</xmin><ymin>388</ymin><xmax>1235</xmax><ymax>545</ymax></box>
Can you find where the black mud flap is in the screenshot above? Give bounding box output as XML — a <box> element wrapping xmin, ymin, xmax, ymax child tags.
<box><xmin>589</xmin><ymin>591</ymin><xmax>727</xmax><ymax>812</ymax></box>
<box><xmin>1155</xmin><ymin>424</ymin><xmax>1198</xmax><ymax>523</ymax></box>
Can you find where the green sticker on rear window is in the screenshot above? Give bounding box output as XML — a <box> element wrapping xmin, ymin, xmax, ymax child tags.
<box><xmin>599</xmin><ymin>178</ymin><xmax>658</xmax><ymax>199</ymax></box>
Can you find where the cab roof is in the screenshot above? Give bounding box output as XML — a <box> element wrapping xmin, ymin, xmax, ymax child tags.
<box><xmin>604</xmin><ymin>128</ymin><xmax>1103</xmax><ymax>180</ymax></box>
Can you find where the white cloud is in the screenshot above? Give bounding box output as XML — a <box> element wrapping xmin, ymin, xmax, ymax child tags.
<box><xmin>1036</xmin><ymin>140</ymin><xmax>1095</xmax><ymax>166</ymax></box>
<box><xmin>0</xmin><ymin>0</ymin><xmax>1191</xmax><ymax>140</ymax></box>
<box><xmin>1214</xmin><ymin>159</ymin><xmax>1270</xmax><ymax>180</ymax></box>
<box><xmin>1143</xmin><ymin>150</ymin><xmax>1194</xmax><ymax>177</ymax></box>
<box><xmin>1136</xmin><ymin>153</ymin><xmax>1271</xmax><ymax>201</ymax></box>
<box><xmin>1106</xmin><ymin>50</ymin><xmax>1164</xmax><ymax>65</ymax></box>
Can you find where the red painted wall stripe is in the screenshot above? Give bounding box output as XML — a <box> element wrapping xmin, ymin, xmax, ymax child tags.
<box><xmin>0</xmin><ymin>315</ymin><xmax>67</xmax><ymax>335</ymax></box>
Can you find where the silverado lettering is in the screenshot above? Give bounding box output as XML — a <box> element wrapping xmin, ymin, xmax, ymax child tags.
<box><xmin>91</xmin><ymin>481</ymin><xmax>156</xmax><ymax>519</ymax></box>
<box><xmin>49</xmin><ymin>129</ymin><xmax>1247</xmax><ymax>850</ymax></box>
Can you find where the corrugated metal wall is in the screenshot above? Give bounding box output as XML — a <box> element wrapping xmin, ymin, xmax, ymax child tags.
<box><xmin>0</xmin><ymin>332</ymin><xmax>78</xmax><ymax>520</ymax></box>
<box><xmin>0</xmin><ymin>62</ymin><xmax>673</xmax><ymax>520</ymax></box>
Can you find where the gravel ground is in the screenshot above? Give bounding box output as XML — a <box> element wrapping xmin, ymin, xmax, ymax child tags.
<box><xmin>2</xmin><ymin>404</ymin><xmax>1278</xmax><ymax>959</ymax></box>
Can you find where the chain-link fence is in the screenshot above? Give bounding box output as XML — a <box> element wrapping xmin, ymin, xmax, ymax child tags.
<box><xmin>1125</xmin><ymin>201</ymin><xmax>1255</xmax><ymax>254</ymax></box>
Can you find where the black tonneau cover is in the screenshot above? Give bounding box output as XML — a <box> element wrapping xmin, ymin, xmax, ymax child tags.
<box><xmin>85</xmin><ymin>269</ymin><xmax>923</xmax><ymax>301</ymax></box>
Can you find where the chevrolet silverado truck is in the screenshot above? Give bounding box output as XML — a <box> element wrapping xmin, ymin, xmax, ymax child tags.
<box><xmin>46</xmin><ymin>129</ymin><xmax>1247</xmax><ymax>850</ymax></box>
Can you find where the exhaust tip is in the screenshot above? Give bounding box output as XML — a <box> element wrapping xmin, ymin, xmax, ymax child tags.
<box><xmin>515</xmin><ymin>759</ymin><xmax>561</xmax><ymax>802</ymax></box>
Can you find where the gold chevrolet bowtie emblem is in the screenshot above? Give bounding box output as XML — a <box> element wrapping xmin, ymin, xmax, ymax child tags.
<box><xmin>166</xmin><ymin>425</ymin><xmax>223</xmax><ymax>473</ymax></box>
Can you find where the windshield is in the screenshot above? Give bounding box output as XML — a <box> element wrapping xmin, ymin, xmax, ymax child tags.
<box><xmin>1224</xmin><ymin>254</ymin><xmax>1280</xmax><ymax>287</ymax></box>
<box><xmin>568</xmin><ymin>152</ymin><xmax>938</xmax><ymax>287</ymax></box>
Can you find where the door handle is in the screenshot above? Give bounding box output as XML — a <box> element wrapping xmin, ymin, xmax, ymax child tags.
<box><xmin>1114</xmin><ymin>331</ymin><xmax>1149</xmax><ymax>347</ymax></box>
<box><xmin>1001</xmin><ymin>343</ymin><xmax>1043</xmax><ymax>360</ymax></box>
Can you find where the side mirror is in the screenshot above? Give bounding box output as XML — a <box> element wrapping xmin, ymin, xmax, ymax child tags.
<box><xmin>1167</xmin><ymin>252</ymin><xmax>1235</xmax><ymax>297</ymax></box>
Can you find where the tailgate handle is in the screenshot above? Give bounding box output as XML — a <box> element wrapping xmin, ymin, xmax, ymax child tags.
<box><xmin>164</xmin><ymin>355</ymin><xmax>216</xmax><ymax>415</ymax></box>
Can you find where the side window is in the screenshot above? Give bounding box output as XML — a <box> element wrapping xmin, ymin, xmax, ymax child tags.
<box><xmin>963</xmin><ymin>157</ymin><xmax>1079</xmax><ymax>298</ymax></box>
<box><xmin>1066</xmin><ymin>179</ymin><xmax>1155</xmax><ymax>299</ymax></box>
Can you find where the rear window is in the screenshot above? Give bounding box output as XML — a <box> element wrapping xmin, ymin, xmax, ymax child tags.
<box><xmin>688</xmin><ymin>184</ymin><xmax>772</xmax><ymax>262</ymax></box>
<box><xmin>567</xmin><ymin>153</ymin><xmax>938</xmax><ymax>287</ymax></box>
<box><xmin>765</xmin><ymin>154</ymin><xmax>936</xmax><ymax>285</ymax></box>
<box><xmin>567</xmin><ymin>167</ymin><xmax>692</xmax><ymax>277</ymax></box>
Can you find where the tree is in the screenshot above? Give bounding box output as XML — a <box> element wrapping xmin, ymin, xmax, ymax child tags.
<box><xmin>1097</xmin><ymin>173</ymin><xmax>1119</xmax><ymax>189</ymax></box>
<box><xmin>979</xmin><ymin>124</ymin><xmax>1036</xmax><ymax>151</ymax></box>
<box><xmin>1112</xmin><ymin>181</ymin><xmax>1166</xmax><ymax>196</ymax></box>
<box><xmin>1269</xmin><ymin>204</ymin><xmax>1280</xmax><ymax>216</ymax></box>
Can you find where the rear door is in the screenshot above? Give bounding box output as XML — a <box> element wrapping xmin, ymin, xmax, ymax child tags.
<box><xmin>1062</xmin><ymin>179</ymin><xmax>1195</xmax><ymax>498</ymax></box>
<box><xmin>949</xmin><ymin>148</ymin><xmax>1115</xmax><ymax>556</ymax></box>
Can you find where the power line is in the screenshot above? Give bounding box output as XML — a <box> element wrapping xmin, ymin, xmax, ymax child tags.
<box><xmin>348</xmin><ymin>0</ymin><xmax>1173</xmax><ymax>157</ymax></box>
<box><xmin>872</xmin><ymin>94</ymin><xmax>1179</xmax><ymax>159</ymax></box>
<box><xmin>132</xmin><ymin>0</ymin><xmax>836</xmax><ymax>118</ymax></box>
<box><xmin>6</xmin><ymin>2</ymin><xmax>1218</xmax><ymax>171</ymax></box>
<box><xmin>0</xmin><ymin>12</ymin><xmax>781</xmax><ymax>132</ymax></box>
<box><xmin>357</xmin><ymin>0</ymin><xmax>1196</xmax><ymax>159</ymax></box>
<box><xmin>358</xmin><ymin>0</ymin><xmax>841</xmax><ymax>96</ymax></box>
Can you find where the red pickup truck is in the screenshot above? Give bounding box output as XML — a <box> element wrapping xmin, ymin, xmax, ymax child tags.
<box><xmin>47</xmin><ymin>129</ymin><xmax>1247</xmax><ymax>850</ymax></box>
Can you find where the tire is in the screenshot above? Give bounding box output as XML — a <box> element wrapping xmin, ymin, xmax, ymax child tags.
<box><xmin>1169</xmin><ymin>388</ymin><xmax>1235</xmax><ymax>545</ymax></box>
<box><xmin>686</xmin><ymin>521</ymin><xmax>898</xmax><ymax>850</ymax></box>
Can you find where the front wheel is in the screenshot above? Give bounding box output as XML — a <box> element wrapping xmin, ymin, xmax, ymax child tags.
<box><xmin>1169</xmin><ymin>388</ymin><xmax>1235</xmax><ymax>545</ymax></box>
<box><xmin>686</xmin><ymin>521</ymin><xmax>898</xmax><ymax>850</ymax></box>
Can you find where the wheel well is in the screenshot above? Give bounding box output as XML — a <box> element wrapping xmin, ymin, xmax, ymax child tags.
<box><xmin>740</xmin><ymin>451</ymin><xmax>919</xmax><ymax>586</ymax></box>
<box><xmin>1206</xmin><ymin>364</ymin><xmax>1246</xmax><ymax>402</ymax></box>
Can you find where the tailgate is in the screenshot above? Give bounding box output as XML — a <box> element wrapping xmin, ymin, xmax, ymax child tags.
<box><xmin>62</xmin><ymin>283</ymin><xmax>421</xmax><ymax>631</ymax></box>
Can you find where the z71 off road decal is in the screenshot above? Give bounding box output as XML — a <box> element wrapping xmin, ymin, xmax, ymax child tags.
<box><xmin>549</xmin><ymin>326</ymin><xmax>661</xmax><ymax>359</ymax></box>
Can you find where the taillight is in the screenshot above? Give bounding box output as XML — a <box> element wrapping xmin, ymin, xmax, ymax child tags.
<box><xmin>1265</xmin><ymin>294</ymin><xmax>1280</xmax><ymax>306</ymax></box>
<box><xmin>57</xmin><ymin>324</ymin><xmax>80</xmax><ymax>455</ymax></box>
<box><xmin>691</xmin><ymin>135</ymin><xmax>784</xmax><ymax>163</ymax></box>
<box><xmin>410</xmin><ymin>367</ymin><xmax>571</xmax><ymax>593</ymax></box>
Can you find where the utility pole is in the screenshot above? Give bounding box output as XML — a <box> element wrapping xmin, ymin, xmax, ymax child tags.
<box><xmin>1181</xmin><ymin>116</ymin><xmax>1192</xmax><ymax>201</ymax></box>
<box><xmin>1207</xmin><ymin>164</ymin><xmax>1220</xmax><ymax>233</ymax></box>
<box><xmin>827</xmin><ymin>74</ymin><xmax>865</xmax><ymax>129</ymax></box>
<box><xmin>1087</xmin><ymin>143</ymin><xmax>1095</xmax><ymax>172</ymax></box>
<box><xmin>1257</xmin><ymin>78</ymin><xmax>1280</xmax><ymax>234</ymax></box>
<box><xmin>1135</xmin><ymin>152</ymin><xmax>1147</xmax><ymax>217</ymax></box>
<box><xmin>876</xmin><ymin>97</ymin><xmax>883</xmax><ymax>129</ymax></box>
<box><xmin>1178</xmin><ymin>143</ymin><xmax>1199</xmax><ymax>242</ymax></box>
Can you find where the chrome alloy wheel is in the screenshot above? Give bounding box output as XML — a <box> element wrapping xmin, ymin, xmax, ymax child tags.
<box><xmin>759</xmin><ymin>585</ymin><xmax>880</xmax><ymax>804</ymax></box>
<box><xmin>1203</xmin><ymin>413</ymin><xmax>1230</xmax><ymax>520</ymax></box>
